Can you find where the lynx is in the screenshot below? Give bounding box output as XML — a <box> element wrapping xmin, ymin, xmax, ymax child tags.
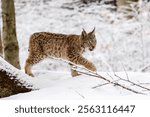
<box><xmin>25</xmin><ymin>28</ymin><xmax>97</xmax><ymax>77</ymax></box>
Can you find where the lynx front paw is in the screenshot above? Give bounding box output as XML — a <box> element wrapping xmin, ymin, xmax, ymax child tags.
<box><xmin>86</xmin><ymin>63</ymin><xmax>96</xmax><ymax>71</ymax></box>
<box><xmin>90</xmin><ymin>65</ymin><xmax>96</xmax><ymax>71</ymax></box>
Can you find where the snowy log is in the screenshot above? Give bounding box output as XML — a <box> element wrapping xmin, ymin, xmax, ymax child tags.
<box><xmin>0</xmin><ymin>57</ymin><xmax>32</xmax><ymax>98</ymax></box>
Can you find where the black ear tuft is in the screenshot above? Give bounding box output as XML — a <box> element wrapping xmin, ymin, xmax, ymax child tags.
<box><xmin>82</xmin><ymin>28</ymin><xmax>87</xmax><ymax>37</ymax></box>
<box><xmin>91</xmin><ymin>27</ymin><xmax>95</xmax><ymax>34</ymax></box>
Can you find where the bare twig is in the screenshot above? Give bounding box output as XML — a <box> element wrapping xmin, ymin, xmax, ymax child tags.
<box><xmin>106</xmin><ymin>73</ymin><xmax>145</xmax><ymax>94</ymax></box>
<box><xmin>138</xmin><ymin>63</ymin><xmax>150</xmax><ymax>72</ymax></box>
<box><xmin>49</xmin><ymin>56</ymin><xmax>148</xmax><ymax>95</ymax></box>
<box><xmin>76</xmin><ymin>69</ymin><xmax>145</xmax><ymax>94</ymax></box>
<box><xmin>92</xmin><ymin>79</ymin><xmax>120</xmax><ymax>89</ymax></box>
<box><xmin>114</xmin><ymin>74</ymin><xmax>150</xmax><ymax>91</ymax></box>
<box><xmin>121</xmin><ymin>62</ymin><xmax>129</xmax><ymax>81</ymax></box>
<box><xmin>75</xmin><ymin>91</ymin><xmax>85</xmax><ymax>99</ymax></box>
<box><xmin>139</xmin><ymin>83</ymin><xmax>150</xmax><ymax>85</ymax></box>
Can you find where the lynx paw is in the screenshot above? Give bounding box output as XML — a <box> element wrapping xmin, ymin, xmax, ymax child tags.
<box><xmin>87</xmin><ymin>64</ymin><xmax>96</xmax><ymax>71</ymax></box>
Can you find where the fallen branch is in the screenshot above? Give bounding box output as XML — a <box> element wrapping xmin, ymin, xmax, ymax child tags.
<box><xmin>92</xmin><ymin>79</ymin><xmax>120</xmax><ymax>89</ymax></box>
<box><xmin>73</xmin><ymin>68</ymin><xmax>145</xmax><ymax>94</ymax></box>
<box><xmin>75</xmin><ymin>90</ymin><xmax>85</xmax><ymax>99</ymax></box>
<box><xmin>49</xmin><ymin>56</ymin><xmax>148</xmax><ymax>95</ymax></box>
<box><xmin>138</xmin><ymin>64</ymin><xmax>150</xmax><ymax>72</ymax></box>
<box><xmin>114</xmin><ymin>73</ymin><xmax>150</xmax><ymax>91</ymax></box>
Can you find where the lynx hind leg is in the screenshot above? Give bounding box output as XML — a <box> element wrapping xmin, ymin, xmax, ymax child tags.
<box><xmin>25</xmin><ymin>61</ymin><xmax>34</xmax><ymax>77</ymax></box>
<box><xmin>25</xmin><ymin>53</ymin><xmax>47</xmax><ymax>77</ymax></box>
<box><xmin>69</xmin><ymin>63</ymin><xmax>81</xmax><ymax>77</ymax></box>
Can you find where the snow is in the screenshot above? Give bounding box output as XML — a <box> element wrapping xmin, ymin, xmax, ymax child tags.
<box><xmin>1</xmin><ymin>69</ymin><xmax>150</xmax><ymax>99</ymax></box>
<box><xmin>10</xmin><ymin>0</ymin><xmax>150</xmax><ymax>72</ymax></box>
<box><xmin>0</xmin><ymin>0</ymin><xmax>150</xmax><ymax>99</ymax></box>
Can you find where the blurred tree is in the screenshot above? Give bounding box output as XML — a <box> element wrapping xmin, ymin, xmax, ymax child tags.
<box><xmin>116</xmin><ymin>0</ymin><xmax>139</xmax><ymax>19</ymax></box>
<box><xmin>81</xmin><ymin>0</ymin><xmax>101</xmax><ymax>4</ymax></box>
<box><xmin>104</xmin><ymin>0</ymin><xmax>117</xmax><ymax>6</ymax></box>
<box><xmin>81</xmin><ymin>0</ymin><xmax>117</xmax><ymax>6</ymax></box>
<box><xmin>1</xmin><ymin>0</ymin><xmax>20</xmax><ymax>69</ymax></box>
<box><xmin>117</xmin><ymin>0</ymin><xmax>139</xmax><ymax>6</ymax></box>
<box><xmin>0</xmin><ymin>29</ymin><xmax>3</xmax><ymax>56</ymax></box>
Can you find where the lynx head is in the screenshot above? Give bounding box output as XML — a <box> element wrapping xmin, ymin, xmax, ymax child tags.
<box><xmin>81</xmin><ymin>28</ymin><xmax>96</xmax><ymax>51</ymax></box>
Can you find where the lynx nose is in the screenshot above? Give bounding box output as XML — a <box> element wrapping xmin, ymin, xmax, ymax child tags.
<box><xmin>89</xmin><ymin>46</ymin><xmax>95</xmax><ymax>51</ymax></box>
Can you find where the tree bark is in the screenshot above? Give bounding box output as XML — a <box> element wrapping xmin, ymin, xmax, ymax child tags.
<box><xmin>0</xmin><ymin>29</ymin><xmax>3</xmax><ymax>56</ymax></box>
<box><xmin>1</xmin><ymin>0</ymin><xmax>20</xmax><ymax>69</ymax></box>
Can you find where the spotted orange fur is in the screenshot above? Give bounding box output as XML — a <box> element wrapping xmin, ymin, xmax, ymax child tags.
<box><xmin>25</xmin><ymin>28</ymin><xmax>97</xmax><ymax>77</ymax></box>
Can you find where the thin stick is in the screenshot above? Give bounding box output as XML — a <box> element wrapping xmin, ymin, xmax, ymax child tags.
<box><xmin>114</xmin><ymin>74</ymin><xmax>150</xmax><ymax>91</ymax></box>
<box><xmin>76</xmin><ymin>70</ymin><xmax>145</xmax><ymax>94</ymax></box>
<box><xmin>75</xmin><ymin>91</ymin><xmax>85</xmax><ymax>99</ymax></box>
<box><xmin>49</xmin><ymin>56</ymin><xmax>147</xmax><ymax>94</ymax></box>
<box><xmin>121</xmin><ymin>62</ymin><xmax>129</xmax><ymax>81</ymax></box>
<box><xmin>92</xmin><ymin>79</ymin><xmax>121</xmax><ymax>89</ymax></box>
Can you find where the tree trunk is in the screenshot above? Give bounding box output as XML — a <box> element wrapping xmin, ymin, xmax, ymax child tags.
<box><xmin>0</xmin><ymin>29</ymin><xmax>3</xmax><ymax>56</ymax></box>
<box><xmin>1</xmin><ymin>0</ymin><xmax>20</xmax><ymax>69</ymax></box>
<box><xmin>0</xmin><ymin>57</ymin><xmax>32</xmax><ymax>98</ymax></box>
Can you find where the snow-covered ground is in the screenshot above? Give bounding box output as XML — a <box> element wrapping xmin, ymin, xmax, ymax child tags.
<box><xmin>2</xmin><ymin>70</ymin><xmax>150</xmax><ymax>100</ymax></box>
<box><xmin>0</xmin><ymin>0</ymin><xmax>150</xmax><ymax>99</ymax></box>
<box><xmin>1</xmin><ymin>56</ymin><xmax>150</xmax><ymax>99</ymax></box>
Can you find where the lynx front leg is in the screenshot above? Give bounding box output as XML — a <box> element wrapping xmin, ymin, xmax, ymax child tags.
<box><xmin>69</xmin><ymin>63</ymin><xmax>81</xmax><ymax>77</ymax></box>
<box><xmin>69</xmin><ymin>55</ymin><xmax>96</xmax><ymax>72</ymax></box>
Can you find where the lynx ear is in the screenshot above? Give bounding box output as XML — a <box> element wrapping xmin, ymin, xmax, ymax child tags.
<box><xmin>82</xmin><ymin>28</ymin><xmax>87</xmax><ymax>37</ymax></box>
<box><xmin>91</xmin><ymin>27</ymin><xmax>95</xmax><ymax>34</ymax></box>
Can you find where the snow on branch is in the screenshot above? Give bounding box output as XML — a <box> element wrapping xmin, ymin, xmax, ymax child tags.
<box><xmin>50</xmin><ymin>56</ymin><xmax>150</xmax><ymax>95</ymax></box>
<box><xmin>76</xmin><ymin>69</ymin><xmax>146</xmax><ymax>94</ymax></box>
